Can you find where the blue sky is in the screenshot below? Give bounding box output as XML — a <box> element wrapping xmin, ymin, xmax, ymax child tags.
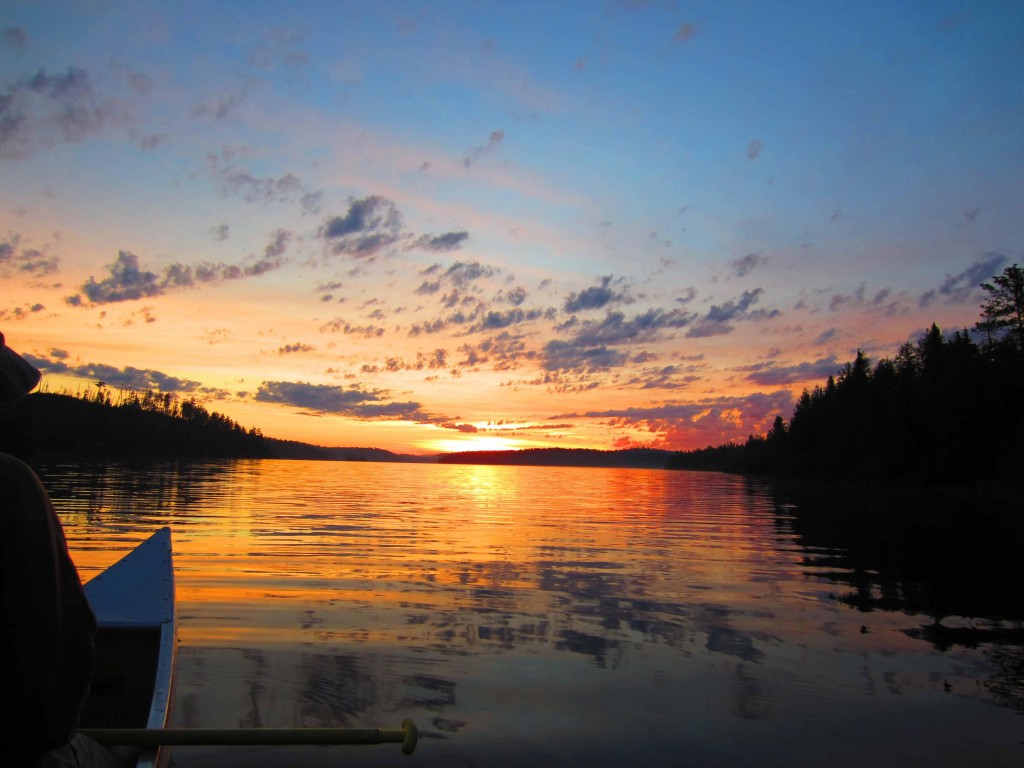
<box><xmin>2</xmin><ymin>1</ymin><xmax>1022</xmax><ymax>453</ymax></box>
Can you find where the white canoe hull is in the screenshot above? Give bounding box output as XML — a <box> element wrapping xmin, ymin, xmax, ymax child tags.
<box><xmin>82</xmin><ymin>527</ymin><xmax>176</xmax><ymax>768</ymax></box>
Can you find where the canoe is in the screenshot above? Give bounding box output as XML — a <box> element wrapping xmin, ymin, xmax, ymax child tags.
<box><xmin>80</xmin><ymin>527</ymin><xmax>176</xmax><ymax>768</ymax></box>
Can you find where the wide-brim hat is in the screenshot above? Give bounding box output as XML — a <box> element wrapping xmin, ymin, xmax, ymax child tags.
<box><xmin>0</xmin><ymin>331</ymin><xmax>42</xmax><ymax>404</ymax></box>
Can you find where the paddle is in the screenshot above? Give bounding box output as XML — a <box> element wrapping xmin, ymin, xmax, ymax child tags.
<box><xmin>81</xmin><ymin>718</ymin><xmax>418</xmax><ymax>755</ymax></box>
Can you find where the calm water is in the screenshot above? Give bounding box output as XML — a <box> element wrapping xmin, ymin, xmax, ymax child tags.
<box><xmin>38</xmin><ymin>459</ymin><xmax>1024</xmax><ymax>767</ymax></box>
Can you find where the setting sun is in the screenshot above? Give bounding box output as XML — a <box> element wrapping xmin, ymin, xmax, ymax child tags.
<box><xmin>424</xmin><ymin>433</ymin><xmax>526</xmax><ymax>455</ymax></box>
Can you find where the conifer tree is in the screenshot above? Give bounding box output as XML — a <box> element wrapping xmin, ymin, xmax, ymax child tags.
<box><xmin>978</xmin><ymin>263</ymin><xmax>1024</xmax><ymax>351</ymax></box>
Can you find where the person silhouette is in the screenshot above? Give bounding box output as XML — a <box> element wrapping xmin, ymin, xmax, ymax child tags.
<box><xmin>0</xmin><ymin>331</ymin><xmax>121</xmax><ymax>766</ymax></box>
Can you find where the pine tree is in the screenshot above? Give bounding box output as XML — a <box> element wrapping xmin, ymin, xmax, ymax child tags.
<box><xmin>978</xmin><ymin>263</ymin><xmax>1024</xmax><ymax>351</ymax></box>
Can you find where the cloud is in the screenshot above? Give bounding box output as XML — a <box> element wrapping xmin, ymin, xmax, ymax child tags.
<box><xmin>829</xmin><ymin>282</ymin><xmax>867</xmax><ymax>312</ymax></box>
<box><xmin>416</xmin><ymin>260</ymin><xmax>499</xmax><ymax>295</ymax></box>
<box><xmin>254</xmin><ymin>380</ymin><xmax>433</xmax><ymax>421</ymax></box>
<box><xmin>497</xmin><ymin>422</ymin><xmax>575</xmax><ymax>432</ymax></box>
<box><xmin>675</xmin><ymin>287</ymin><xmax>698</xmax><ymax>305</ymax></box>
<box><xmin>261</xmin><ymin>229</ymin><xmax>291</xmax><ymax>263</ymax></box>
<box><xmin>564</xmin><ymin>275</ymin><xmax>632</xmax><ymax>313</ymax></box>
<box><xmin>68</xmin><ymin>233</ymin><xmax>293</xmax><ymax>305</ymax></box>
<box><xmin>686</xmin><ymin>288</ymin><xmax>778</xmax><ymax>337</ymax></box>
<box><xmin>191</xmin><ymin>82</ymin><xmax>250</xmax><ymax>122</ymax></box>
<box><xmin>319</xmin><ymin>317</ymin><xmax>385</xmax><ymax>337</ymax></box>
<box><xmin>278</xmin><ymin>342</ymin><xmax>314</xmax><ymax>354</ymax></box>
<box><xmin>0</xmin><ymin>301</ymin><xmax>47</xmax><ymax>320</ymax></box>
<box><xmin>249</xmin><ymin>27</ymin><xmax>309</xmax><ymax>72</ymax></box>
<box><xmin>0</xmin><ymin>67</ymin><xmax>117</xmax><ymax>159</ymax></box>
<box><xmin>121</xmin><ymin>68</ymin><xmax>153</xmax><ymax>96</ymax></box>
<box><xmin>918</xmin><ymin>251</ymin><xmax>1005</xmax><ymax>308</ymax></box>
<box><xmin>407</xmin><ymin>317</ymin><xmax>451</xmax><ymax>336</ymax></box>
<box><xmin>410</xmin><ymin>231</ymin><xmax>469</xmax><ymax>252</ymax></box>
<box><xmin>321</xmin><ymin>195</ymin><xmax>405</xmax><ymax>259</ymax></box>
<box><xmin>499</xmin><ymin>286</ymin><xmax>528</xmax><ymax>306</ymax></box>
<box><xmin>730</xmin><ymin>253</ymin><xmax>765</xmax><ymax>277</ymax></box>
<box><xmin>74</xmin><ymin>251</ymin><xmax>161</xmax><ymax>303</ymax></box>
<box><xmin>457</xmin><ymin>332</ymin><xmax>534</xmax><ymax>371</ymax></box>
<box><xmin>406</xmin><ymin>286</ymin><xmax>542</xmax><ymax>338</ymax></box>
<box><xmin>324</xmin><ymin>195</ymin><xmax>399</xmax><ymax>238</ymax></box>
<box><xmin>131</xmin><ymin>130</ymin><xmax>162</xmax><ymax>151</ymax></box>
<box><xmin>554</xmin><ymin>391</ymin><xmax>794</xmax><ymax>450</ymax></box>
<box><xmin>0</xmin><ymin>233</ymin><xmax>59</xmax><ymax>276</ymax></box>
<box><xmin>443</xmin><ymin>260</ymin><xmax>497</xmax><ymax>288</ymax></box>
<box><xmin>3</xmin><ymin>27</ymin><xmax>27</xmax><ymax>50</ymax></box>
<box><xmin>440</xmin><ymin>421</ymin><xmax>479</xmax><ymax>434</ymax></box>
<box><xmin>25</xmin><ymin>353</ymin><xmax>208</xmax><ymax>394</ymax></box>
<box><xmin>812</xmin><ymin>328</ymin><xmax>840</xmax><ymax>345</ymax></box>
<box><xmin>463</xmin><ymin>129</ymin><xmax>505</xmax><ymax>168</ymax></box>
<box><xmin>209</xmin><ymin>224</ymin><xmax>231</xmax><ymax>241</ymax></box>
<box><xmin>255</xmin><ymin>380</ymin><xmax>381</xmax><ymax>411</ymax></box>
<box><xmin>625</xmin><ymin>364</ymin><xmax>702</xmax><ymax>390</ymax></box>
<box><xmin>440</xmin><ymin>421</ymin><xmax>479</xmax><ymax>433</ymax></box>
<box><xmin>825</xmin><ymin>282</ymin><xmax>905</xmax><ymax>315</ymax></box>
<box><xmin>206</xmin><ymin>149</ymin><xmax>304</xmax><ymax>204</ymax></box>
<box><xmin>467</xmin><ymin>307</ymin><xmax>547</xmax><ymax>334</ymax></box>
<box><xmin>736</xmin><ymin>357</ymin><xmax>840</xmax><ymax>386</ymax></box>
<box><xmin>541</xmin><ymin>340</ymin><xmax>629</xmax><ymax>372</ymax></box>
<box><xmin>570</xmin><ymin>307</ymin><xmax>694</xmax><ymax>347</ymax></box>
<box><xmin>300</xmin><ymin>191</ymin><xmax>323</xmax><ymax>215</ymax></box>
<box><xmin>360</xmin><ymin>348</ymin><xmax>449</xmax><ymax>374</ymax></box>
<box><xmin>673</xmin><ymin>22</ymin><xmax>697</xmax><ymax>43</ymax></box>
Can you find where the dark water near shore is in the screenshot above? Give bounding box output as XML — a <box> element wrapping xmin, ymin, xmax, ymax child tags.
<box><xmin>39</xmin><ymin>459</ymin><xmax>1024</xmax><ymax>767</ymax></box>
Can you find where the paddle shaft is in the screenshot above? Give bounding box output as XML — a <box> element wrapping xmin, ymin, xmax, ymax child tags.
<box><xmin>81</xmin><ymin>719</ymin><xmax>418</xmax><ymax>755</ymax></box>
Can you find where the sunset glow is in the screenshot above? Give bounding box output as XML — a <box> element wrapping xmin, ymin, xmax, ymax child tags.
<box><xmin>3</xmin><ymin>3</ymin><xmax>1021</xmax><ymax>454</ymax></box>
<box><xmin>426</xmin><ymin>434</ymin><xmax>527</xmax><ymax>455</ymax></box>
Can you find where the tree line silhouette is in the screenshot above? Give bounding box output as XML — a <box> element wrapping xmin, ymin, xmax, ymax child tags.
<box><xmin>0</xmin><ymin>384</ymin><xmax>270</xmax><ymax>459</ymax></box>
<box><xmin>0</xmin><ymin>382</ymin><xmax>426</xmax><ymax>462</ymax></box>
<box><xmin>669</xmin><ymin>264</ymin><xmax>1024</xmax><ymax>488</ymax></box>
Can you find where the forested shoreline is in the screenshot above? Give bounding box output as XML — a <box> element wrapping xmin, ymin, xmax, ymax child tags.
<box><xmin>670</xmin><ymin>266</ymin><xmax>1024</xmax><ymax>489</ymax></box>
<box><xmin>0</xmin><ymin>387</ymin><xmax>421</xmax><ymax>462</ymax></box>
<box><xmin>0</xmin><ymin>389</ymin><xmax>272</xmax><ymax>459</ymax></box>
<box><xmin>668</xmin><ymin>325</ymin><xmax>1023</xmax><ymax>487</ymax></box>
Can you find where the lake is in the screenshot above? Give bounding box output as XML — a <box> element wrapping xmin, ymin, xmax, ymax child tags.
<box><xmin>39</xmin><ymin>458</ymin><xmax>1024</xmax><ymax>767</ymax></box>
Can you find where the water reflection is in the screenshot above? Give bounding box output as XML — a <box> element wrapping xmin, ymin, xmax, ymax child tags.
<box><xmin>773</xmin><ymin>481</ymin><xmax>1024</xmax><ymax>719</ymax></box>
<box><xmin>774</xmin><ymin>482</ymin><xmax>1024</xmax><ymax>628</ymax></box>
<box><xmin>38</xmin><ymin>460</ymin><xmax>1024</xmax><ymax>767</ymax></box>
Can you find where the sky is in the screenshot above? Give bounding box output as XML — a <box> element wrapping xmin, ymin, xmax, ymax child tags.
<box><xmin>2</xmin><ymin>1</ymin><xmax>1022</xmax><ymax>455</ymax></box>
